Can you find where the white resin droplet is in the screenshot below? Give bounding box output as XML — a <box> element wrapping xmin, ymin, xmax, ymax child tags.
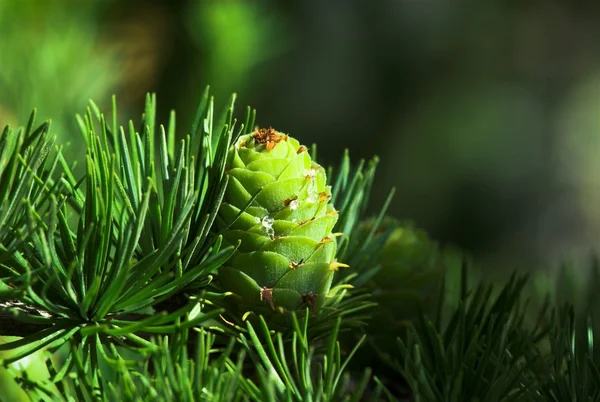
<box><xmin>262</xmin><ymin>216</ymin><xmax>274</xmax><ymax>227</ymax></box>
<box><xmin>262</xmin><ymin>216</ymin><xmax>275</xmax><ymax>239</ymax></box>
<box><xmin>306</xmin><ymin>179</ymin><xmax>318</xmax><ymax>203</ymax></box>
<box><xmin>303</xmin><ymin>168</ymin><xmax>317</xmax><ymax>179</ymax></box>
<box><xmin>255</xmin><ymin>217</ymin><xmax>261</xmax><ymax>224</ymax></box>
<box><xmin>289</xmin><ymin>199</ymin><xmax>299</xmax><ymax>210</ymax></box>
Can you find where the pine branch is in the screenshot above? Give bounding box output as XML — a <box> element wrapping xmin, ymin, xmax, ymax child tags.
<box><xmin>8</xmin><ymin>85</ymin><xmax>600</xmax><ymax>402</ymax></box>
<box><xmin>0</xmin><ymin>308</ymin><xmax>50</xmax><ymax>338</ymax></box>
<box><xmin>0</xmin><ymin>303</ymin><xmax>153</xmax><ymax>337</ymax></box>
<box><xmin>0</xmin><ymin>89</ymin><xmax>242</xmax><ymax>366</ymax></box>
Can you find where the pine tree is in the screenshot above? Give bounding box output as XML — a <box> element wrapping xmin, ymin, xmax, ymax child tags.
<box><xmin>1</xmin><ymin>88</ymin><xmax>600</xmax><ymax>401</ymax></box>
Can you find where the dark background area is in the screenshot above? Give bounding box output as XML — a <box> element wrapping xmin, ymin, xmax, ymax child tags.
<box><xmin>3</xmin><ymin>0</ymin><xmax>600</xmax><ymax>273</ymax></box>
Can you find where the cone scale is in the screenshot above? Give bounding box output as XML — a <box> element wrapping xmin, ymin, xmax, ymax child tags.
<box><xmin>217</xmin><ymin>128</ymin><xmax>340</xmax><ymax>320</ymax></box>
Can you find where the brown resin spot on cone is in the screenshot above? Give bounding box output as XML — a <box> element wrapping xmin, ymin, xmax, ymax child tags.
<box><xmin>319</xmin><ymin>237</ymin><xmax>333</xmax><ymax>245</ymax></box>
<box><xmin>260</xmin><ymin>287</ymin><xmax>275</xmax><ymax>310</ymax></box>
<box><xmin>303</xmin><ymin>292</ymin><xmax>318</xmax><ymax>312</ymax></box>
<box><xmin>297</xmin><ymin>145</ymin><xmax>308</xmax><ymax>154</ymax></box>
<box><xmin>283</xmin><ymin>196</ymin><xmax>298</xmax><ymax>207</ymax></box>
<box><xmin>252</xmin><ymin>127</ymin><xmax>288</xmax><ymax>151</ymax></box>
<box><xmin>297</xmin><ymin>217</ymin><xmax>315</xmax><ymax>226</ymax></box>
<box><xmin>289</xmin><ymin>259</ymin><xmax>304</xmax><ymax>269</ymax></box>
<box><xmin>319</xmin><ymin>192</ymin><xmax>330</xmax><ymax>203</ymax></box>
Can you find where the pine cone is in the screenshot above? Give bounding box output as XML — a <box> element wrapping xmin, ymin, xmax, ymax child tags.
<box><xmin>362</xmin><ymin>217</ymin><xmax>444</xmax><ymax>324</ymax></box>
<box><xmin>349</xmin><ymin>217</ymin><xmax>447</xmax><ymax>368</ymax></box>
<box><xmin>217</xmin><ymin>128</ymin><xmax>341</xmax><ymax>322</ymax></box>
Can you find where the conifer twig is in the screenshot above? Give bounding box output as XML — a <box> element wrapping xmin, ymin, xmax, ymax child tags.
<box><xmin>0</xmin><ymin>302</ymin><xmax>152</xmax><ymax>337</ymax></box>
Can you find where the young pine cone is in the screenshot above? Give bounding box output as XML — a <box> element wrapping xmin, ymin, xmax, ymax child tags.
<box><xmin>217</xmin><ymin>128</ymin><xmax>344</xmax><ymax>323</ymax></box>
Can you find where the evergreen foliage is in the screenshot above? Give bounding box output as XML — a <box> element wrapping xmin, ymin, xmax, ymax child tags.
<box><xmin>0</xmin><ymin>88</ymin><xmax>599</xmax><ymax>401</ymax></box>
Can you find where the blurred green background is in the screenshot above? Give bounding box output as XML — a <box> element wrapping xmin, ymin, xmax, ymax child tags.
<box><xmin>2</xmin><ymin>0</ymin><xmax>600</xmax><ymax>273</ymax></box>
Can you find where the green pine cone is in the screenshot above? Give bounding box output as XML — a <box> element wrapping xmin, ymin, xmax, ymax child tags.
<box><xmin>348</xmin><ymin>217</ymin><xmax>447</xmax><ymax>375</ymax></box>
<box><xmin>361</xmin><ymin>217</ymin><xmax>444</xmax><ymax>322</ymax></box>
<box><xmin>217</xmin><ymin>128</ymin><xmax>342</xmax><ymax>321</ymax></box>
